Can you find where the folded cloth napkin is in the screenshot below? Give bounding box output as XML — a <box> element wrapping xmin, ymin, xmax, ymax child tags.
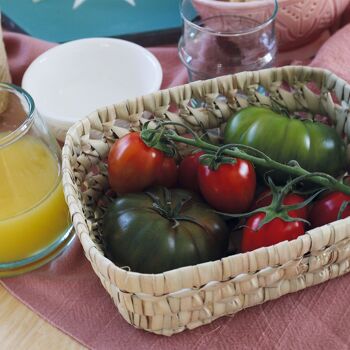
<box><xmin>2</xmin><ymin>27</ymin><xmax>350</xmax><ymax>350</ymax></box>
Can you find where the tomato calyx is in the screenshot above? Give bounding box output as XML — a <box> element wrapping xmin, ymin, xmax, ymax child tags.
<box><xmin>146</xmin><ymin>187</ymin><xmax>205</xmax><ymax>229</ymax></box>
<box><xmin>141</xmin><ymin>121</ymin><xmax>178</xmax><ymax>157</ymax></box>
<box><xmin>199</xmin><ymin>144</ymin><xmax>236</xmax><ymax>171</ymax></box>
<box><xmin>219</xmin><ymin>175</ymin><xmax>325</xmax><ymax>230</ymax></box>
<box><xmin>248</xmin><ymin>179</ymin><xmax>317</xmax><ymax>230</ymax></box>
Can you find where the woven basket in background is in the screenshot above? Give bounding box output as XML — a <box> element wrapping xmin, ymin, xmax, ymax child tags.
<box><xmin>62</xmin><ymin>66</ymin><xmax>350</xmax><ymax>336</ymax></box>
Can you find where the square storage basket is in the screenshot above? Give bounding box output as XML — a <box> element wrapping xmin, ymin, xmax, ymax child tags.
<box><xmin>62</xmin><ymin>66</ymin><xmax>350</xmax><ymax>336</ymax></box>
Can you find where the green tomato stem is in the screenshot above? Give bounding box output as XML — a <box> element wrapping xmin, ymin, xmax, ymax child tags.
<box><xmin>165</xmin><ymin>132</ymin><xmax>350</xmax><ymax>195</ymax></box>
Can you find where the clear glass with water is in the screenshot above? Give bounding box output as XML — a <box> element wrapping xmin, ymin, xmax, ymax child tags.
<box><xmin>178</xmin><ymin>0</ymin><xmax>278</xmax><ymax>81</ymax></box>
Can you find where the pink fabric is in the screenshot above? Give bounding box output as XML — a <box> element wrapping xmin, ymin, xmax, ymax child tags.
<box><xmin>310</xmin><ymin>23</ymin><xmax>350</xmax><ymax>83</ymax></box>
<box><xmin>4</xmin><ymin>32</ymin><xmax>55</xmax><ymax>85</ymax></box>
<box><xmin>2</xmin><ymin>30</ymin><xmax>350</xmax><ymax>349</ymax></box>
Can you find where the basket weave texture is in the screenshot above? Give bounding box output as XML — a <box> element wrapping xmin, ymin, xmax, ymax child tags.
<box><xmin>62</xmin><ymin>66</ymin><xmax>350</xmax><ymax>336</ymax></box>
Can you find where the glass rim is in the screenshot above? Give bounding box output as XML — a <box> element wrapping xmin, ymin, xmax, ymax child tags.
<box><xmin>0</xmin><ymin>83</ymin><xmax>35</xmax><ymax>148</ymax></box>
<box><xmin>180</xmin><ymin>0</ymin><xmax>278</xmax><ymax>37</ymax></box>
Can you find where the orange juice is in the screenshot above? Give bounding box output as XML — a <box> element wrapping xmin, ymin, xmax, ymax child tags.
<box><xmin>0</xmin><ymin>134</ymin><xmax>71</xmax><ymax>263</ymax></box>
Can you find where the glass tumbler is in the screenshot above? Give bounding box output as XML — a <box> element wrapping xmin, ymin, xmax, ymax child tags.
<box><xmin>0</xmin><ymin>83</ymin><xmax>74</xmax><ymax>277</ymax></box>
<box><xmin>178</xmin><ymin>0</ymin><xmax>278</xmax><ymax>82</ymax></box>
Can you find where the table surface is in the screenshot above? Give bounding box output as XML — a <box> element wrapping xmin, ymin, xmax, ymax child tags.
<box><xmin>0</xmin><ymin>284</ymin><xmax>85</xmax><ymax>349</ymax></box>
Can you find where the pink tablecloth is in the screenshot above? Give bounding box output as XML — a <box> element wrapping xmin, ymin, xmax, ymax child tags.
<box><xmin>2</xmin><ymin>27</ymin><xmax>350</xmax><ymax>349</ymax></box>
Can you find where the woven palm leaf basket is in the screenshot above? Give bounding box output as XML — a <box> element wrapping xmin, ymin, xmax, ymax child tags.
<box><xmin>62</xmin><ymin>66</ymin><xmax>350</xmax><ymax>336</ymax></box>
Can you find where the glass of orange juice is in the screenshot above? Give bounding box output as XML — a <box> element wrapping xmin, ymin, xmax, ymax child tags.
<box><xmin>0</xmin><ymin>83</ymin><xmax>74</xmax><ymax>277</ymax></box>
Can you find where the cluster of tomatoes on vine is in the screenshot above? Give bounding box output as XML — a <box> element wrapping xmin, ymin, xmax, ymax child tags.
<box><xmin>107</xmin><ymin>128</ymin><xmax>350</xmax><ymax>253</ymax></box>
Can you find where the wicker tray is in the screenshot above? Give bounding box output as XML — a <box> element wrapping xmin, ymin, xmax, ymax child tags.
<box><xmin>62</xmin><ymin>66</ymin><xmax>350</xmax><ymax>336</ymax></box>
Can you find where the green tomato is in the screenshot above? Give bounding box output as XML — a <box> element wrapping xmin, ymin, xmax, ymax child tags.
<box><xmin>224</xmin><ymin>107</ymin><xmax>347</xmax><ymax>178</ymax></box>
<box><xmin>102</xmin><ymin>187</ymin><xmax>229</xmax><ymax>274</ymax></box>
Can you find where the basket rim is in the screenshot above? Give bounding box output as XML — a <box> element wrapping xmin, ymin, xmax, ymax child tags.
<box><xmin>62</xmin><ymin>65</ymin><xmax>350</xmax><ymax>295</ymax></box>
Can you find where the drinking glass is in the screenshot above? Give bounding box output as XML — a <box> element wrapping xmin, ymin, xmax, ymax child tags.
<box><xmin>178</xmin><ymin>0</ymin><xmax>278</xmax><ymax>82</ymax></box>
<box><xmin>0</xmin><ymin>83</ymin><xmax>74</xmax><ymax>277</ymax></box>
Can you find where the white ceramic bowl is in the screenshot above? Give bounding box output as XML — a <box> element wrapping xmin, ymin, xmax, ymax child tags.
<box><xmin>22</xmin><ymin>38</ymin><xmax>163</xmax><ymax>141</ymax></box>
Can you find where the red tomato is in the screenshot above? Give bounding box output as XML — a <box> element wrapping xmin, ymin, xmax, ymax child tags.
<box><xmin>108</xmin><ymin>133</ymin><xmax>164</xmax><ymax>194</ymax></box>
<box><xmin>250</xmin><ymin>189</ymin><xmax>273</xmax><ymax>210</ymax></box>
<box><xmin>310</xmin><ymin>192</ymin><xmax>350</xmax><ymax>228</ymax></box>
<box><xmin>178</xmin><ymin>151</ymin><xmax>205</xmax><ymax>192</ymax></box>
<box><xmin>242</xmin><ymin>192</ymin><xmax>309</xmax><ymax>252</ymax></box>
<box><xmin>197</xmin><ymin>159</ymin><xmax>256</xmax><ymax>213</ymax></box>
<box><xmin>153</xmin><ymin>157</ymin><xmax>178</xmax><ymax>188</ymax></box>
<box><xmin>241</xmin><ymin>212</ymin><xmax>305</xmax><ymax>252</ymax></box>
<box><xmin>252</xmin><ymin>191</ymin><xmax>308</xmax><ymax>219</ymax></box>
